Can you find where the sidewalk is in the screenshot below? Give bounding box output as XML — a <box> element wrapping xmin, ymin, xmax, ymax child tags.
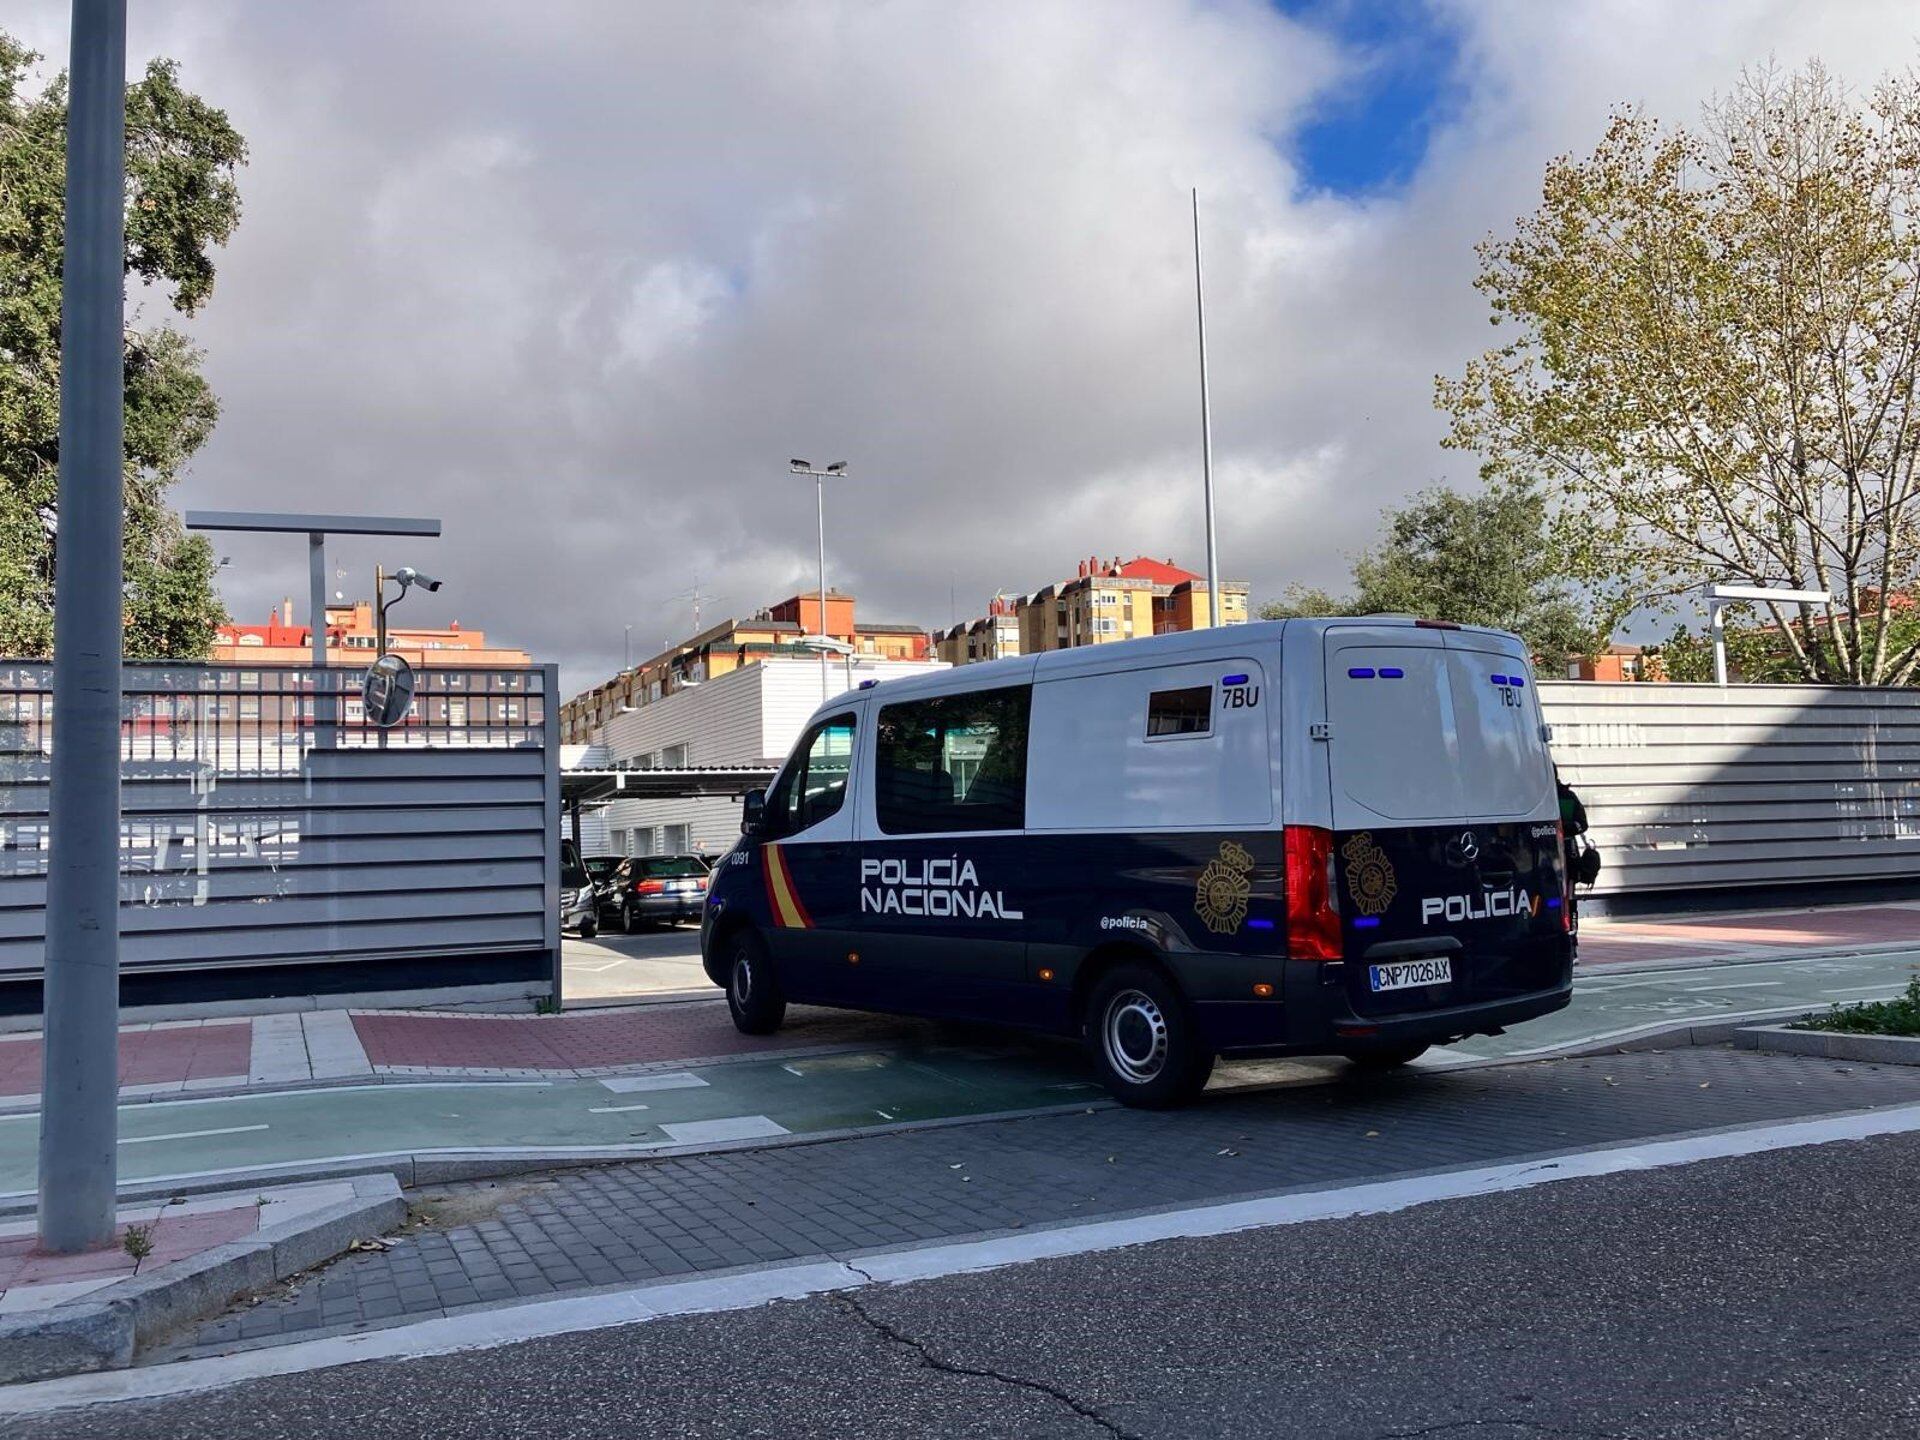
<box><xmin>1576</xmin><ymin>900</ymin><xmax>1920</xmax><ymax>969</ymax></box>
<box><xmin>2</xmin><ymin>900</ymin><xmax>1914</xmax><ymax>1112</ymax></box>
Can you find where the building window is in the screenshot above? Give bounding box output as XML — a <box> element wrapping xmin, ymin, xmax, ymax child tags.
<box><xmin>1147</xmin><ymin>686</ymin><xmax>1211</xmax><ymax>739</ymax></box>
<box><xmin>663</xmin><ymin>824</ymin><xmax>690</xmax><ymax>854</ymax></box>
<box><xmin>661</xmin><ymin>743</ymin><xmax>688</xmax><ymax>768</ymax></box>
<box><xmin>875</xmin><ymin>686</ymin><xmax>1030</xmax><ymax>835</ymax></box>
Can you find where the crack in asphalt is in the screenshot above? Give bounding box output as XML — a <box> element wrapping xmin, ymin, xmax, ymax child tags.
<box><xmin>834</xmin><ymin>1265</ymin><xmax>1141</xmax><ymax>1439</ymax></box>
<box><xmin>1372</xmin><ymin>1419</ymin><xmax>1628</xmax><ymax>1439</ymax></box>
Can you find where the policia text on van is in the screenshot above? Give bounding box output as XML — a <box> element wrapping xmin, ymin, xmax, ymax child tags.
<box><xmin>701</xmin><ymin>618</ymin><xmax>1574</xmax><ymax>1107</ymax></box>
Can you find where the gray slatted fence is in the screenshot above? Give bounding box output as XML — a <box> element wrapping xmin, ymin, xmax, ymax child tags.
<box><xmin>0</xmin><ymin>662</ymin><xmax>560</xmax><ymax>997</ymax></box>
<box><xmin>1539</xmin><ymin>681</ymin><xmax>1920</xmax><ymax>901</ymax></box>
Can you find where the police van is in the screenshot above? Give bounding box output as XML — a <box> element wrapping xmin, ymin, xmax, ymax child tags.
<box><xmin>701</xmin><ymin>617</ymin><xmax>1573</xmax><ymax>1107</ymax></box>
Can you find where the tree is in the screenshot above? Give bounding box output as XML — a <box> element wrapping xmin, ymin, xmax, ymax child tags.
<box><xmin>1438</xmin><ymin>60</ymin><xmax>1920</xmax><ymax>685</ymax></box>
<box><xmin>0</xmin><ymin>32</ymin><xmax>245</xmax><ymax>659</ymax></box>
<box><xmin>1257</xmin><ymin>480</ymin><xmax>1591</xmax><ymax>662</ymax></box>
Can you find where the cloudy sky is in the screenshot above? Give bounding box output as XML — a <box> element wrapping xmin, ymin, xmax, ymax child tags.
<box><xmin>12</xmin><ymin>0</ymin><xmax>1918</xmax><ymax>692</ymax></box>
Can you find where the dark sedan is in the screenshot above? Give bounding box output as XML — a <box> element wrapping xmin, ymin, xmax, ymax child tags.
<box><xmin>604</xmin><ymin>854</ymin><xmax>711</xmax><ymax>931</ymax></box>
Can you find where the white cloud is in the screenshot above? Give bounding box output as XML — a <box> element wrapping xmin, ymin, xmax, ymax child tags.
<box><xmin>10</xmin><ymin>0</ymin><xmax>1920</xmax><ymax>688</ymax></box>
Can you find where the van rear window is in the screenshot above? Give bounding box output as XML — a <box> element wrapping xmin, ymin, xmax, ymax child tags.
<box><xmin>1146</xmin><ymin>686</ymin><xmax>1211</xmax><ymax>738</ymax></box>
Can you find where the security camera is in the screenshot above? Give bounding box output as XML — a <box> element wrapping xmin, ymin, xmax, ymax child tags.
<box><xmin>395</xmin><ymin>567</ymin><xmax>443</xmax><ymax>593</ymax></box>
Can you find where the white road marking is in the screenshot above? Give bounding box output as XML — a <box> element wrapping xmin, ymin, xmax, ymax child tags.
<box><xmin>599</xmin><ymin>1073</ymin><xmax>708</xmax><ymax>1094</ymax></box>
<box><xmin>1825</xmin><ymin>984</ymin><xmax>1909</xmax><ymax>996</ymax></box>
<box><xmin>781</xmin><ymin>1065</ymin><xmax>806</xmax><ymax>1077</ymax></box>
<box><xmin>875</xmin><ymin>1110</ymin><xmax>895</xmax><ymax>1120</ymax></box>
<box><xmin>1676</xmin><ymin>980</ymin><xmax>1784</xmax><ymax>992</ymax></box>
<box><xmin>8</xmin><ymin>1100</ymin><xmax>1920</xmax><ymax>1417</ymax></box>
<box><xmin>586</xmin><ymin>1104</ymin><xmax>651</xmax><ymax>1114</ymax></box>
<box><xmin>120</xmin><ymin>1125</ymin><xmax>268</xmax><ymax>1146</ymax></box>
<box><xmin>659</xmin><ymin>1116</ymin><xmax>789</xmax><ymax>1143</ymax></box>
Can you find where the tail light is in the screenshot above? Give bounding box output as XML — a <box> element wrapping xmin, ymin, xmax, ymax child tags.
<box><xmin>1284</xmin><ymin>825</ymin><xmax>1342</xmax><ymax>961</ymax></box>
<box><xmin>635</xmin><ymin>878</ymin><xmax>666</xmax><ymax>895</ymax></box>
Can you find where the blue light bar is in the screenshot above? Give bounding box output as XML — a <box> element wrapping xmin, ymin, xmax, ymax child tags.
<box><xmin>1353</xmin><ymin>916</ymin><xmax>1382</xmax><ymax>929</ymax></box>
<box><xmin>858</xmin><ymin>679</ymin><xmax>878</xmax><ymax>690</ymax></box>
<box><xmin>1247</xmin><ymin>917</ymin><xmax>1276</xmax><ymax>930</ymax></box>
<box><xmin>1379</xmin><ymin>667</ymin><xmax>1404</xmax><ymax>679</ymax></box>
<box><xmin>1546</xmin><ymin>896</ymin><xmax>1562</xmax><ymax>909</ymax></box>
<box><xmin>1491</xmin><ymin>674</ymin><xmax>1510</xmax><ymax>685</ymax></box>
<box><xmin>1511</xmin><ymin>676</ymin><xmax>1526</xmax><ymax>688</ymax></box>
<box><xmin>1348</xmin><ymin>667</ymin><xmax>1376</xmax><ymax>679</ymax></box>
<box><xmin>1222</xmin><ymin>673</ymin><xmax>1249</xmax><ymax>686</ymax></box>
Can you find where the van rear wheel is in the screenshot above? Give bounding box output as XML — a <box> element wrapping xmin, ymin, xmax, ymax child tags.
<box><xmin>725</xmin><ymin>930</ymin><xmax>786</xmax><ymax>1036</ymax></box>
<box><xmin>1084</xmin><ymin>963</ymin><xmax>1214</xmax><ymax>1108</ymax></box>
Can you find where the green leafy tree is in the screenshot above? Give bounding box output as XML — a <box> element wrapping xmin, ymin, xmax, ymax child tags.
<box><xmin>0</xmin><ymin>32</ymin><xmax>244</xmax><ymax>658</ymax></box>
<box><xmin>1258</xmin><ymin>480</ymin><xmax>1591</xmax><ymax>662</ymax></box>
<box><xmin>1437</xmin><ymin>60</ymin><xmax>1920</xmax><ymax>685</ymax></box>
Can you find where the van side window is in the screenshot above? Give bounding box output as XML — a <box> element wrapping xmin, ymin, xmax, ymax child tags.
<box><xmin>875</xmin><ymin>686</ymin><xmax>1031</xmax><ymax>834</ymax></box>
<box><xmin>1146</xmin><ymin>685</ymin><xmax>1211</xmax><ymax>738</ymax></box>
<box><xmin>765</xmin><ymin>713</ymin><xmax>856</xmax><ymax>837</ymax></box>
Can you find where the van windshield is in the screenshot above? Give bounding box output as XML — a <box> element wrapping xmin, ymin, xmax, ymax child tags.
<box><xmin>1326</xmin><ymin>637</ymin><xmax>1549</xmax><ymax>824</ymax></box>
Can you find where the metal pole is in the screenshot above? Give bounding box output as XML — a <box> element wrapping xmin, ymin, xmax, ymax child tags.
<box><xmin>816</xmin><ymin>474</ymin><xmax>829</xmax><ymax>703</ymax></box>
<box><xmin>38</xmin><ymin>0</ymin><xmax>128</xmax><ymax>1254</ymax></box>
<box><xmin>1192</xmin><ymin>188</ymin><xmax>1220</xmax><ymax>629</ymax></box>
<box><xmin>308</xmin><ymin>531</ymin><xmax>331</xmax><ymax>746</ymax></box>
<box><xmin>1711</xmin><ymin>601</ymin><xmax>1729</xmax><ymax>687</ymax></box>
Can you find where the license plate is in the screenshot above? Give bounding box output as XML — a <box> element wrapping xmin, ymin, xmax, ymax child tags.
<box><xmin>1369</xmin><ymin>957</ymin><xmax>1453</xmax><ymax>992</ymax></box>
<box><xmin>668</xmin><ymin>881</ymin><xmax>694</xmax><ymax>893</ymax></box>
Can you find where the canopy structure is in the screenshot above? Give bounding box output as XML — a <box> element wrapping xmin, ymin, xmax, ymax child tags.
<box><xmin>560</xmin><ymin>763</ymin><xmax>777</xmax><ymax>809</ymax></box>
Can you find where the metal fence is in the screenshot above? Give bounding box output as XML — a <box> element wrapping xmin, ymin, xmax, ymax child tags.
<box><xmin>1540</xmin><ymin>681</ymin><xmax>1920</xmax><ymax>901</ymax></box>
<box><xmin>0</xmin><ymin>663</ymin><xmax>560</xmax><ymax>992</ymax></box>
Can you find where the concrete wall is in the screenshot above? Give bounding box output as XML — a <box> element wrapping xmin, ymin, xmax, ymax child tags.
<box><xmin>1540</xmin><ymin>681</ymin><xmax>1920</xmax><ymax>901</ymax></box>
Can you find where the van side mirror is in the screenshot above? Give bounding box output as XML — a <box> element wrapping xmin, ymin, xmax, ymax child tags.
<box><xmin>741</xmin><ymin>788</ymin><xmax>767</xmax><ymax>836</ymax></box>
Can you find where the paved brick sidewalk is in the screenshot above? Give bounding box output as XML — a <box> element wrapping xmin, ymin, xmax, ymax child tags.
<box><xmin>163</xmin><ymin>1044</ymin><xmax>1920</xmax><ymax>1357</ymax></box>
<box><xmin>351</xmin><ymin>1004</ymin><xmax>930</xmax><ymax>1075</ymax></box>
<box><xmin>1578</xmin><ymin>902</ymin><xmax>1920</xmax><ymax>968</ymax></box>
<box><xmin>0</xmin><ymin>1021</ymin><xmax>250</xmax><ymax>1099</ymax></box>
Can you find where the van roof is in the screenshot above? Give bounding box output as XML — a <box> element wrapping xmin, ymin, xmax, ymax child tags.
<box><xmin>810</xmin><ymin>615</ymin><xmax>1531</xmax><ymax>720</ymax></box>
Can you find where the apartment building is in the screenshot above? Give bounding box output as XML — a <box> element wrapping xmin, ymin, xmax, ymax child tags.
<box><xmin>213</xmin><ymin>598</ymin><xmax>531</xmax><ymax>668</ymax></box>
<box><xmin>945</xmin><ymin>555</ymin><xmax>1250</xmax><ymax>664</ymax></box>
<box><xmin>561</xmin><ymin>590</ymin><xmax>931</xmax><ymax>745</ymax></box>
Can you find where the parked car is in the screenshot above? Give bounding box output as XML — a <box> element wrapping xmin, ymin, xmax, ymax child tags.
<box><xmin>560</xmin><ymin>841</ymin><xmax>598</xmax><ymax>938</ymax></box>
<box><xmin>606</xmin><ymin>854</ymin><xmax>711</xmax><ymax>931</ymax></box>
<box><xmin>582</xmin><ymin>854</ymin><xmax>625</xmax><ymax>915</ymax></box>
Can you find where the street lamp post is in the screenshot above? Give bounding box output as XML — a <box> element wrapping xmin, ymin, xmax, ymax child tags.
<box><xmin>789</xmin><ymin>459</ymin><xmax>848</xmax><ymax>702</ymax></box>
<box><xmin>1191</xmin><ymin>188</ymin><xmax>1220</xmax><ymax>628</ymax></box>
<box><xmin>1702</xmin><ymin>583</ymin><xmax>1833</xmax><ymax>686</ymax></box>
<box><xmin>38</xmin><ymin>0</ymin><xmax>128</xmax><ymax>1254</ymax></box>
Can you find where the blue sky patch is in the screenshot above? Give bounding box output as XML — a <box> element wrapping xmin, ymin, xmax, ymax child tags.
<box><xmin>1275</xmin><ymin>0</ymin><xmax>1465</xmax><ymax>195</ymax></box>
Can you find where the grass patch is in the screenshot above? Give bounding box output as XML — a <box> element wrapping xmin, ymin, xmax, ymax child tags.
<box><xmin>1795</xmin><ymin>976</ymin><xmax>1920</xmax><ymax>1036</ymax></box>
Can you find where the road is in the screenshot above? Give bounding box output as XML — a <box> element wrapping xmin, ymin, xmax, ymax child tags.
<box><xmin>15</xmin><ymin>1123</ymin><xmax>1920</xmax><ymax>1437</ymax></box>
<box><xmin>562</xmin><ymin>927</ymin><xmax>712</xmax><ymax>1003</ymax></box>
<box><xmin>3</xmin><ymin>945</ymin><xmax>1913</xmax><ymax>1199</ymax></box>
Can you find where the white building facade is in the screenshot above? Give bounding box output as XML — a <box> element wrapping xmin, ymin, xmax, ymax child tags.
<box><xmin>589</xmin><ymin>655</ymin><xmax>948</xmax><ymax>858</ymax></box>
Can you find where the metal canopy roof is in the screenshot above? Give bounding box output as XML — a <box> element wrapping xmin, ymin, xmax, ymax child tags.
<box><xmin>561</xmin><ymin>764</ymin><xmax>777</xmax><ymax>808</ymax></box>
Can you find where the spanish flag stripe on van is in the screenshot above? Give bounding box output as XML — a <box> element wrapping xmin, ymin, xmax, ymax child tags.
<box><xmin>763</xmin><ymin>843</ymin><xmax>813</xmax><ymax>929</ymax></box>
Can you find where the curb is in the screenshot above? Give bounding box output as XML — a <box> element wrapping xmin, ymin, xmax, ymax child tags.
<box><xmin>1734</xmin><ymin>1024</ymin><xmax>1920</xmax><ymax>1066</ymax></box>
<box><xmin>0</xmin><ymin>1174</ymin><xmax>405</xmax><ymax>1386</ymax></box>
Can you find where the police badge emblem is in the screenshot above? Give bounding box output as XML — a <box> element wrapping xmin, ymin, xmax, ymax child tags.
<box><xmin>1194</xmin><ymin>839</ymin><xmax>1255</xmax><ymax>935</ymax></box>
<box><xmin>1341</xmin><ymin>831</ymin><xmax>1398</xmax><ymax>916</ymax></box>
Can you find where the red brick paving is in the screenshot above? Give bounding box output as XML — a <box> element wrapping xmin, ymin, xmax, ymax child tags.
<box><xmin>352</xmin><ymin>1004</ymin><xmax>927</xmax><ymax>1072</ymax></box>
<box><xmin>1580</xmin><ymin>904</ymin><xmax>1920</xmax><ymax>967</ymax></box>
<box><xmin>0</xmin><ymin>1023</ymin><xmax>251</xmax><ymax>1098</ymax></box>
<box><xmin>0</xmin><ymin>1204</ymin><xmax>259</xmax><ymax>1290</ymax></box>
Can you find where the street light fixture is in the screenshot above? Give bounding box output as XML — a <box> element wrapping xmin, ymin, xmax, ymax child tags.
<box><xmin>1702</xmin><ymin>582</ymin><xmax>1832</xmax><ymax>687</ymax></box>
<box><xmin>789</xmin><ymin>458</ymin><xmax>849</xmax><ymax>702</ymax></box>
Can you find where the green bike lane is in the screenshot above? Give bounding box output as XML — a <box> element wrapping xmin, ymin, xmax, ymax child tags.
<box><xmin>2</xmin><ymin>946</ymin><xmax>1914</xmax><ymax>1200</ymax></box>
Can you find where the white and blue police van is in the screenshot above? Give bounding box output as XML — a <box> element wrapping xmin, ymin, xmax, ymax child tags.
<box><xmin>701</xmin><ymin>617</ymin><xmax>1574</xmax><ymax>1107</ymax></box>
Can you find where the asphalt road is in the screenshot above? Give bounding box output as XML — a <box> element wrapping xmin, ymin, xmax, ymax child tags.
<box><xmin>23</xmin><ymin>1128</ymin><xmax>1920</xmax><ymax>1438</ymax></box>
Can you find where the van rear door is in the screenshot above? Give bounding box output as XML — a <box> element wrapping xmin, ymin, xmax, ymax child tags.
<box><xmin>1321</xmin><ymin>624</ymin><xmax>1566</xmax><ymax>1018</ymax></box>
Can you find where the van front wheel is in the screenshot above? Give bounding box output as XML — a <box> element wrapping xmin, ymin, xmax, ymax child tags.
<box><xmin>725</xmin><ymin>930</ymin><xmax>786</xmax><ymax>1036</ymax></box>
<box><xmin>1084</xmin><ymin>964</ymin><xmax>1214</xmax><ymax>1108</ymax></box>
